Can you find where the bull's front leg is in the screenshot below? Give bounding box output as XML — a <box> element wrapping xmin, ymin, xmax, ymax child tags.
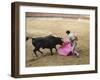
<box><xmin>50</xmin><ymin>48</ymin><xmax>53</xmax><ymax>55</ymax></box>
<box><xmin>54</xmin><ymin>47</ymin><xmax>57</xmax><ymax>52</ymax></box>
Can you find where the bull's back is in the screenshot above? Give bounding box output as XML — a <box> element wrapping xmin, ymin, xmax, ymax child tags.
<box><xmin>32</xmin><ymin>36</ymin><xmax>57</xmax><ymax>48</ymax></box>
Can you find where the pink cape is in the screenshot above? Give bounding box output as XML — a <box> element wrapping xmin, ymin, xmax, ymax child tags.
<box><xmin>57</xmin><ymin>41</ymin><xmax>72</xmax><ymax>56</ymax></box>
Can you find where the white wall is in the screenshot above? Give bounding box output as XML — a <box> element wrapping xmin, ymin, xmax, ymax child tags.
<box><xmin>0</xmin><ymin>0</ymin><xmax>99</xmax><ymax>80</ymax></box>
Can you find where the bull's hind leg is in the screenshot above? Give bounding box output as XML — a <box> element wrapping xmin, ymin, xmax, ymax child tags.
<box><xmin>33</xmin><ymin>47</ymin><xmax>43</xmax><ymax>57</ymax></box>
<box><xmin>33</xmin><ymin>48</ymin><xmax>38</xmax><ymax>57</ymax></box>
<box><xmin>38</xmin><ymin>49</ymin><xmax>43</xmax><ymax>54</ymax></box>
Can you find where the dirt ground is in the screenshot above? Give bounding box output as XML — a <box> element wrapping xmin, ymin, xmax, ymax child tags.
<box><xmin>26</xmin><ymin>17</ymin><xmax>89</xmax><ymax>67</ymax></box>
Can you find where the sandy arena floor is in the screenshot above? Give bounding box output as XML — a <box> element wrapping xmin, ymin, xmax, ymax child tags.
<box><xmin>26</xmin><ymin>17</ymin><xmax>89</xmax><ymax>67</ymax></box>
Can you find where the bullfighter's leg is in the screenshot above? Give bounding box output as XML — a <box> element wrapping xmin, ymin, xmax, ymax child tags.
<box><xmin>72</xmin><ymin>41</ymin><xmax>77</xmax><ymax>55</ymax></box>
<box><xmin>74</xmin><ymin>50</ymin><xmax>79</xmax><ymax>57</ymax></box>
<box><xmin>50</xmin><ymin>48</ymin><xmax>53</xmax><ymax>55</ymax></box>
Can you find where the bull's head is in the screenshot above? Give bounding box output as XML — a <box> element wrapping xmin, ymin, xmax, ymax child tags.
<box><xmin>56</xmin><ymin>37</ymin><xmax>63</xmax><ymax>45</ymax></box>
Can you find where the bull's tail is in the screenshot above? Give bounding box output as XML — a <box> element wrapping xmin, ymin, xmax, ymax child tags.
<box><xmin>26</xmin><ymin>36</ymin><xmax>32</xmax><ymax>41</ymax></box>
<box><xmin>26</xmin><ymin>36</ymin><xmax>36</xmax><ymax>42</ymax></box>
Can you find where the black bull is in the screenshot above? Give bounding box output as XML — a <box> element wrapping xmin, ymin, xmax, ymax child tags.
<box><xmin>26</xmin><ymin>35</ymin><xmax>63</xmax><ymax>57</ymax></box>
